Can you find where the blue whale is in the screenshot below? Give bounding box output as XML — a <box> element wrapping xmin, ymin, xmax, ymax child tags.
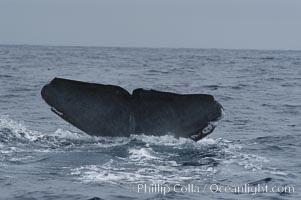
<box><xmin>41</xmin><ymin>78</ymin><xmax>224</xmax><ymax>141</ymax></box>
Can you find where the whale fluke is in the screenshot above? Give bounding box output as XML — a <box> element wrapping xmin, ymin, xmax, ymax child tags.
<box><xmin>41</xmin><ymin>78</ymin><xmax>224</xmax><ymax>141</ymax></box>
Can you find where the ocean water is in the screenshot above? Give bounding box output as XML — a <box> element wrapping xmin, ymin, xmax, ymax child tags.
<box><xmin>0</xmin><ymin>45</ymin><xmax>300</xmax><ymax>200</ymax></box>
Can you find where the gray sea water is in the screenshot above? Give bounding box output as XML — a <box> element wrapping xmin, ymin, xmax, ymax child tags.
<box><xmin>0</xmin><ymin>45</ymin><xmax>300</xmax><ymax>200</ymax></box>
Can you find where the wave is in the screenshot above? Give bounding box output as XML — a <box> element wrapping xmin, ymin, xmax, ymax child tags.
<box><xmin>0</xmin><ymin>116</ymin><xmax>286</xmax><ymax>185</ymax></box>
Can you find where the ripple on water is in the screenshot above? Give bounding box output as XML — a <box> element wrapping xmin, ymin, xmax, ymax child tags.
<box><xmin>0</xmin><ymin>116</ymin><xmax>293</xmax><ymax>195</ymax></box>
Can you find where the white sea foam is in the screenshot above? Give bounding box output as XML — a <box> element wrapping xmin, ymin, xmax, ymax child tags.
<box><xmin>0</xmin><ymin>116</ymin><xmax>45</xmax><ymax>142</ymax></box>
<box><xmin>129</xmin><ymin>147</ymin><xmax>158</xmax><ymax>161</ymax></box>
<box><xmin>0</xmin><ymin>116</ymin><xmax>283</xmax><ymax>185</ymax></box>
<box><xmin>0</xmin><ymin>116</ymin><xmax>130</xmax><ymax>149</ymax></box>
<box><xmin>131</xmin><ymin>134</ymin><xmax>192</xmax><ymax>146</ymax></box>
<box><xmin>71</xmin><ymin>136</ymin><xmax>280</xmax><ymax>185</ymax></box>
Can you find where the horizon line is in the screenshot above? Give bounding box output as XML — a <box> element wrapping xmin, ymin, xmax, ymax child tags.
<box><xmin>0</xmin><ymin>42</ymin><xmax>300</xmax><ymax>52</ymax></box>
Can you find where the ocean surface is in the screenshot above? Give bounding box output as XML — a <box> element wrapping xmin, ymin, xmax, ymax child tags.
<box><xmin>0</xmin><ymin>45</ymin><xmax>300</xmax><ymax>200</ymax></box>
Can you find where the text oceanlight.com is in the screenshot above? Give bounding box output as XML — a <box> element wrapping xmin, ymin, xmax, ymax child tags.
<box><xmin>132</xmin><ymin>183</ymin><xmax>295</xmax><ymax>195</ymax></box>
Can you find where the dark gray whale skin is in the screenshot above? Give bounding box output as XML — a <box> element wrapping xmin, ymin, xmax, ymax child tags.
<box><xmin>41</xmin><ymin>78</ymin><xmax>224</xmax><ymax>141</ymax></box>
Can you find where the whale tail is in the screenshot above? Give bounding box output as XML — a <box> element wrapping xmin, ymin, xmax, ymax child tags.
<box><xmin>41</xmin><ymin>78</ymin><xmax>223</xmax><ymax>141</ymax></box>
